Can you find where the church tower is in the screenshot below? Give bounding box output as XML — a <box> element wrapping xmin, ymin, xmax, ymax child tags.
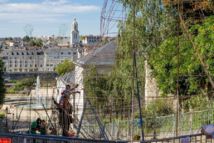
<box><xmin>70</xmin><ymin>18</ymin><xmax>80</xmax><ymax>45</ymax></box>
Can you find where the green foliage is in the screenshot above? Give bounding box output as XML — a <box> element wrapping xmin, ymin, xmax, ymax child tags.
<box><xmin>29</xmin><ymin>38</ymin><xmax>43</xmax><ymax>47</ymax></box>
<box><xmin>183</xmin><ymin>95</ymin><xmax>210</xmax><ymax>111</ymax></box>
<box><xmin>0</xmin><ymin>60</ymin><xmax>5</xmax><ymax>104</ymax></box>
<box><xmin>144</xmin><ymin>99</ymin><xmax>174</xmax><ymax>117</ymax></box>
<box><xmin>0</xmin><ymin>112</ymin><xmax>5</xmax><ymax>118</ymax></box>
<box><xmin>84</xmin><ymin>65</ymin><xmax>133</xmax><ymax>119</ymax></box>
<box><xmin>83</xmin><ymin>65</ymin><xmax>110</xmax><ymax>110</ymax></box>
<box><xmin>13</xmin><ymin>78</ymin><xmax>35</xmax><ymax>92</ymax></box>
<box><xmin>23</xmin><ymin>35</ymin><xmax>31</xmax><ymax>42</ymax></box>
<box><xmin>55</xmin><ymin>60</ymin><xmax>75</xmax><ymax>76</ymax></box>
<box><xmin>23</xmin><ymin>36</ymin><xmax>43</xmax><ymax>47</ymax></box>
<box><xmin>142</xmin><ymin>99</ymin><xmax>174</xmax><ymax>131</ymax></box>
<box><xmin>149</xmin><ymin>16</ymin><xmax>214</xmax><ymax>96</ymax></box>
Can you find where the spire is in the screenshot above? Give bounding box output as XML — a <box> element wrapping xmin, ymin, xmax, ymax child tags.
<box><xmin>72</xmin><ymin>18</ymin><xmax>78</xmax><ymax>32</ymax></box>
<box><xmin>70</xmin><ymin>18</ymin><xmax>80</xmax><ymax>45</ymax></box>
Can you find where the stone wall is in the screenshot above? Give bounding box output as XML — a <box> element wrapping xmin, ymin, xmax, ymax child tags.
<box><xmin>144</xmin><ymin>60</ymin><xmax>160</xmax><ymax>104</ymax></box>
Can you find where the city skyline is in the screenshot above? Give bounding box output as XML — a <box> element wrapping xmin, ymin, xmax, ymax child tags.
<box><xmin>0</xmin><ymin>0</ymin><xmax>103</xmax><ymax>37</ymax></box>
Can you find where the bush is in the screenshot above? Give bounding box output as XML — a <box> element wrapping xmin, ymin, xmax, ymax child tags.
<box><xmin>6</xmin><ymin>78</ymin><xmax>35</xmax><ymax>93</ymax></box>
<box><xmin>55</xmin><ymin>60</ymin><xmax>75</xmax><ymax>76</ymax></box>
<box><xmin>183</xmin><ymin>95</ymin><xmax>209</xmax><ymax>111</ymax></box>
<box><xmin>14</xmin><ymin>78</ymin><xmax>35</xmax><ymax>91</ymax></box>
<box><xmin>142</xmin><ymin>99</ymin><xmax>174</xmax><ymax>132</ymax></box>
<box><xmin>146</xmin><ymin>99</ymin><xmax>174</xmax><ymax>116</ymax></box>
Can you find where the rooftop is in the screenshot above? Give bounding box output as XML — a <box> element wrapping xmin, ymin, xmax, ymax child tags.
<box><xmin>76</xmin><ymin>41</ymin><xmax>116</xmax><ymax>66</ymax></box>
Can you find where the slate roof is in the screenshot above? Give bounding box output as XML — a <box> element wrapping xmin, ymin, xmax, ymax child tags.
<box><xmin>76</xmin><ymin>41</ymin><xmax>116</xmax><ymax>66</ymax></box>
<box><xmin>58</xmin><ymin>71</ymin><xmax>75</xmax><ymax>85</ymax></box>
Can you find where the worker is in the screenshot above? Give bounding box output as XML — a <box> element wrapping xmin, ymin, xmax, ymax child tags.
<box><xmin>53</xmin><ymin>95</ymin><xmax>73</xmax><ymax>136</ymax></box>
<box><xmin>30</xmin><ymin>118</ymin><xmax>42</xmax><ymax>134</ymax></box>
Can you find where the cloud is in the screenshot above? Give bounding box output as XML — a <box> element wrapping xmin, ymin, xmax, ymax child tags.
<box><xmin>0</xmin><ymin>0</ymin><xmax>100</xmax><ymax>23</ymax></box>
<box><xmin>42</xmin><ymin>0</ymin><xmax>68</xmax><ymax>5</ymax></box>
<box><xmin>0</xmin><ymin>0</ymin><xmax>8</xmax><ymax>3</ymax></box>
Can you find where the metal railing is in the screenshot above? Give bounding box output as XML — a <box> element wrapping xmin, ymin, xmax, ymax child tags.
<box><xmin>142</xmin><ymin>133</ymin><xmax>213</xmax><ymax>143</ymax></box>
<box><xmin>0</xmin><ymin>133</ymin><xmax>128</xmax><ymax>143</ymax></box>
<box><xmin>1</xmin><ymin>132</ymin><xmax>214</xmax><ymax>143</ymax></box>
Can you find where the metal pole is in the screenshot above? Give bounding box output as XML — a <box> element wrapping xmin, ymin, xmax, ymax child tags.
<box><xmin>175</xmin><ymin>0</ymin><xmax>183</xmax><ymax>136</ymax></box>
<box><xmin>132</xmin><ymin>1</ymin><xmax>144</xmax><ymax>142</ymax></box>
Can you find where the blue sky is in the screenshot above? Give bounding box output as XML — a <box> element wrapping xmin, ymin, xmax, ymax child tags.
<box><xmin>0</xmin><ymin>0</ymin><xmax>104</xmax><ymax>37</ymax></box>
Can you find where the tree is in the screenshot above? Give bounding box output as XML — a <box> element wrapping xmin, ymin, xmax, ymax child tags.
<box><xmin>23</xmin><ymin>35</ymin><xmax>31</xmax><ymax>42</ymax></box>
<box><xmin>55</xmin><ymin>60</ymin><xmax>75</xmax><ymax>76</ymax></box>
<box><xmin>0</xmin><ymin>60</ymin><xmax>5</xmax><ymax>105</ymax></box>
<box><xmin>148</xmin><ymin>16</ymin><xmax>214</xmax><ymax>96</ymax></box>
<box><xmin>29</xmin><ymin>38</ymin><xmax>43</xmax><ymax>47</ymax></box>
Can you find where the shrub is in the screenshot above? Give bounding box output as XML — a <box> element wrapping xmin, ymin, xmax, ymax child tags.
<box><xmin>183</xmin><ymin>95</ymin><xmax>209</xmax><ymax>111</ymax></box>
<box><xmin>146</xmin><ymin>99</ymin><xmax>174</xmax><ymax>116</ymax></box>
<box><xmin>142</xmin><ymin>99</ymin><xmax>174</xmax><ymax>132</ymax></box>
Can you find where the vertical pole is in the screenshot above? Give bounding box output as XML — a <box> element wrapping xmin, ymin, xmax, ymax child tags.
<box><xmin>5</xmin><ymin>107</ymin><xmax>8</xmax><ymax>128</ymax></box>
<box><xmin>132</xmin><ymin>1</ymin><xmax>144</xmax><ymax>142</ymax></box>
<box><xmin>175</xmin><ymin>33</ymin><xmax>180</xmax><ymax>136</ymax></box>
<box><xmin>175</xmin><ymin>0</ymin><xmax>182</xmax><ymax>137</ymax></box>
<box><xmin>29</xmin><ymin>87</ymin><xmax>32</xmax><ymax>133</ymax></box>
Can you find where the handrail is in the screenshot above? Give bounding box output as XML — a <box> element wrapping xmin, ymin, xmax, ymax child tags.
<box><xmin>142</xmin><ymin>133</ymin><xmax>204</xmax><ymax>143</ymax></box>
<box><xmin>0</xmin><ymin>133</ymin><xmax>128</xmax><ymax>143</ymax></box>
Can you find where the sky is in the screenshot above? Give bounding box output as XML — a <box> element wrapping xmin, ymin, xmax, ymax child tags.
<box><xmin>0</xmin><ymin>0</ymin><xmax>104</xmax><ymax>37</ymax></box>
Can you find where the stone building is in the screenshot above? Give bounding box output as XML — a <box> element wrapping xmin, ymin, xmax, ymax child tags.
<box><xmin>43</xmin><ymin>47</ymin><xmax>73</xmax><ymax>71</ymax></box>
<box><xmin>1</xmin><ymin>48</ymin><xmax>44</xmax><ymax>72</ymax></box>
<box><xmin>1</xmin><ymin>19</ymin><xmax>83</xmax><ymax>73</ymax></box>
<box><xmin>81</xmin><ymin>35</ymin><xmax>101</xmax><ymax>46</ymax></box>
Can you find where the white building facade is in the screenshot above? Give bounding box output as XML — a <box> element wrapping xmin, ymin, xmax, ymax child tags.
<box><xmin>2</xmin><ymin>48</ymin><xmax>44</xmax><ymax>72</ymax></box>
<box><xmin>1</xmin><ymin>46</ymin><xmax>74</xmax><ymax>73</ymax></box>
<box><xmin>82</xmin><ymin>35</ymin><xmax>101</xmax><ymax>46</ymax></box>
<box><xmin>44</xmin><ymin>47</ymin><xmax>73</xmax><ymax>71</ymax></box>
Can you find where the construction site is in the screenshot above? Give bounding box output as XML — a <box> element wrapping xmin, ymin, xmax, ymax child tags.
<box><xmin>0</xmin><ymin>0</ymin><xmax>214</xmax><ymax>142</ymax></box>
